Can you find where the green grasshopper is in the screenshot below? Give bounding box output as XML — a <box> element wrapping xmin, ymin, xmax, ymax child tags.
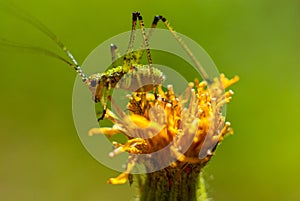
<box><xmin>2</xmin><ymin>9</ymin><xmax>210</xmax><ymax>121</ymax></box>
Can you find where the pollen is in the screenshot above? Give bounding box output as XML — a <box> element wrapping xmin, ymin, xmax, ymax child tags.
<box><xmin>90</xmin><ymin>74</ymin><xmax>239</xmax><ymax>184</ymax></box>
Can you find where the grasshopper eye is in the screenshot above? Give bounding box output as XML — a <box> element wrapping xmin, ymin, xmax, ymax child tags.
<box><xmin>90</xmin><ymin>79</ymin><xmax>97</xmax><ymax>87</ymax></box>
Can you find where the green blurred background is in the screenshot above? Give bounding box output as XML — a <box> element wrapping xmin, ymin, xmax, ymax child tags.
<box><xmin>0</xmin><ymin>0</ymin><xmax>299</xmax><ymax>200</ymax></box>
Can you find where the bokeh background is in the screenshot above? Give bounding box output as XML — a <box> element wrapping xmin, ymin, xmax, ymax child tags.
<box><xmin>0</xmin><ymin>0</ymin><xmax>299</xmax><ymax>200</ymax></box>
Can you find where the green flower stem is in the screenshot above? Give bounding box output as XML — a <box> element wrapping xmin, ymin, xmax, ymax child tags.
<box><xmin>139</xmin><ymin>164</ymin><xmax>204</xmax><ymax>201</ymax></box>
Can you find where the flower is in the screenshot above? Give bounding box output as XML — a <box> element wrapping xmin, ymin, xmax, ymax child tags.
<box><xmin>89</xmin><ymin>73</ymin><xmax>239</xmax><ymax>187</ymax></box>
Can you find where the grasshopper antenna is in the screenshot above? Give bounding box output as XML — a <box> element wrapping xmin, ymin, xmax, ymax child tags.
<box><xmin>0</xmin><ymin>38</ymin><xmax>77</xmax><ymax>67</ymax></box>
<box><xmin>4</xmin><ymin>4</ymin><xmax>88</xmax><ymax>83</ymax></box>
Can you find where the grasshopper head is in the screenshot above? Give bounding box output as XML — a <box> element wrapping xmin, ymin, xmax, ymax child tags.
<box><xmin>86</xmin><ymin>74</ymin><xmax>103</xmax><ymax>103</ymax></box>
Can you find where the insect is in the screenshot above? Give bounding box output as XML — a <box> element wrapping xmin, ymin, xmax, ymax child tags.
<box><xmin>2</xmin><ymin>8</ymin><xmax>210</xmax><ymax>121</ymax></box>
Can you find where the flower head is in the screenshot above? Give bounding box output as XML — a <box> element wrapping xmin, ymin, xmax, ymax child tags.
<box><xmin>89</xmin><ymin>74</ymin><xmax>239</xmax><ymax>185</ymax></box>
